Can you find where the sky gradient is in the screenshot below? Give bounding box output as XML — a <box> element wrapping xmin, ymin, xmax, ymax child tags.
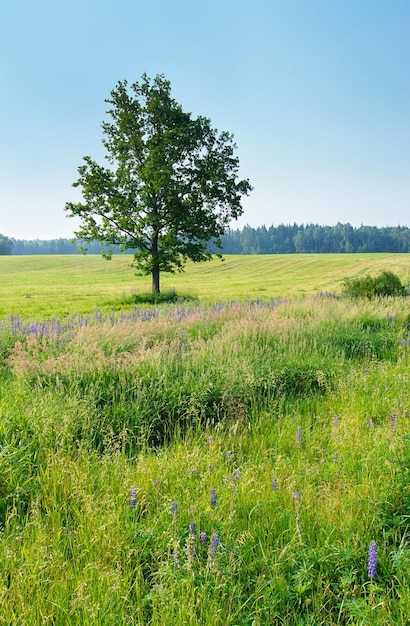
<box><xmin>1</xmin><ymin>0</ymin><xmax>409</xmax><ymax>239</ymax></box>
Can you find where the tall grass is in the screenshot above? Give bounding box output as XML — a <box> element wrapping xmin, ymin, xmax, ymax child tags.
<box><xmin>0</xmin><ymin>292</ymin><xmax>409</xmax><ymax>624</ymax></box>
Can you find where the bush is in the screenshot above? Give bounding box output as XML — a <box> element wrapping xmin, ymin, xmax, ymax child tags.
<box><xmin>343</xmin><ymin>271</ymin><xmax>407</xmax><ymax>298</ymax></box>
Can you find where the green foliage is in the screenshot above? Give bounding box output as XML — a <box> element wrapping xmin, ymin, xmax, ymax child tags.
<box><xmin>65</xmin><ymin>73</ymin><xmax>252</xmax><ymax>293</ymax></box>
<box><xmin>126</xmin><ymin>289</ymin><xmax>195</xmax><ymax>305</ymax></box>
<box><xmin>1</xmin><ymin>295</ymin><xmax>410</xmax><ymax>624</ymax></box>
<box><xmin>221</xmin><ymin>222</ymin><xmax>410</xmax><ymax>253</ymax></box>
<box><xmin>0</xmin><ymin>233</ymin><xmax>13</xmax><ymax>255</ymax></box>
<box><xmin>344</xmin><ymin>270</ymin><xmax>407</xmax><ymax>298</ymax></box>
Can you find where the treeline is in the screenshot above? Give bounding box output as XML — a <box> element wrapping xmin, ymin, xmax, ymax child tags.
<box><xmin>1</xmin><ymin>223</ymin><xmax>410</xmax><ymax>255</ymax></box>
<box><xmin>2</xmin><ymin>238</ymin><xmax>126</xmax><ymax>255</ymax></box>
<box><xmin>218</xmin><ymin>223</ymin><xmax>410</xmax><ymax>254</ymax></box>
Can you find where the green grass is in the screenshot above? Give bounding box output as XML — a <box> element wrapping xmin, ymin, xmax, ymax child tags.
<box><xmin>0</xmin><ymin>256</ymin><xmax>409</xmax><ymax>624</ymax></box>
<box><xmin>0</xmin><ymin>253</ymin><xmax>409</xmax><ymax>317</ymax></box>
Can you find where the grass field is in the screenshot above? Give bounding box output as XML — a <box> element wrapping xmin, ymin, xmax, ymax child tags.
<box><xmin>1</xmin><ymin>253</ymin><xmax>409</xmax><ymax>317</ymax></box>
<box><xmin>0</xmin><ymin>255</ymin><xmax>409</xmax><ymax>625</ymax></box>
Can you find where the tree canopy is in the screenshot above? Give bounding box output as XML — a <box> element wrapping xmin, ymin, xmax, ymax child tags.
<box><xmin>65</xmin><ymin>73</ymin><xmax>252</xmax><ymax>293</ymax></box>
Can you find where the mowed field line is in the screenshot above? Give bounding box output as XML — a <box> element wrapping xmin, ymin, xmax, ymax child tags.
<box><xmin>1</xmin><ymin>253</ymin><xmax>409</xmax><ymax>317</ymax></box>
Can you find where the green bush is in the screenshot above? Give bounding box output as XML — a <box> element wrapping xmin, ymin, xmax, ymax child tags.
<box><xmin>343</xmin><ymin>271</ymin><xmax>407</xmax><ymax>298</ymax></box>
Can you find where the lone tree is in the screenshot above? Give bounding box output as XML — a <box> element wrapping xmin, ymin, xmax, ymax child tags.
<box><xmin>65</xmin><ymin>74</ymin><xmax>252</xmax><ymax>293</ymax></box>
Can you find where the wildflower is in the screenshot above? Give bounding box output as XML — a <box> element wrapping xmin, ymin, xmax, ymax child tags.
<box><xmin>333</xmin><ymin>414</ymin><xmax>339</xmax><ymax>426</ymax></box>
<box><xmin>130</xmin><ymin>485</ymin><xmax>137</xmax><ymax>509</ymax></box>
<box><xmin>171</xmin><ymin>501</ymin><xmax>178</xmax><ymax>516</ymax></box>
<box><xmin>226</xmin><ymin>450</ymin><xmax>232</xmax><ymax>458</ymax></box>
<box><xmin>271</xmin><ymin>478</ymin><xmax>278</xmax><ymax>491</ymax></box>
<box><xmin>367</xmin><ymin>541</ymin><xmax>377</xmax><ymax>579</ymax></box>
<box><xmin>293</xmin><ymin>491</ymin><xmax>302</xmax><ymax>538</ymax></box>
<box><xmin>369</xmin><ymin>419</ymin><xmax>374</xmax><ymax>428</ymax></box>
<box><xmin>153</xmin><ymin>479</ymin><xmax>159</xmax><ymax>488</ymax></box>
<box><xmin>405</xmin><ymin>410</ymin><xmax>409</xmax><ymax>418</ymax></box>
<box><xmin>297</xmin><ymin>426</ymin><xmax>302</xmax><ymax>445</ymax></box>
<box><xmin>391</xmin><ymin>413</ymin><xmax>397</xmax><ymax>431</ymax></box>
<box><xmin>200</xmin><ymin>532</ymin><xmax>207</xmax><ymax>546</ymax></box>
<box><xmin>188</xmin><ymin>521</ymin><xmax>195</xmax><ymax>534</ymax></box>
<box><xmin>172</xmin><ymin>545</ymin><xmax>180</xmax><ymax>568</ymax></box>
<box><xmin>210</xmin><ymin>489</ymin><xmax>217</xmax><ymax>508</ymax></box>
<box><xmin>185</xmin><ymin>533</ymin><xmax>196</xmax><ymax>569</ymax></box>
<box><xmin>208</xmin><ymin>435</ymin><xmax>214</xmax><ymax>445</ymax></box>
<box><xmin>211</xmin><ymin>533</ymin><xmax>219</xmax><ymax>556</ymax></box>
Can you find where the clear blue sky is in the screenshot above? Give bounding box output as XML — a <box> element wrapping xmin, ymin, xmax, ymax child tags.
<box><xmin>1</xmin><ymin>0</ymin><xmax>409</xmax><ymax>239</ymax></box>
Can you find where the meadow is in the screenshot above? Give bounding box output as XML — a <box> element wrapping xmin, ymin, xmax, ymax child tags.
<box><xmin>0</xmin><ymin>254</ymin><xmax>409</xmax><ymax>625</ymax></box>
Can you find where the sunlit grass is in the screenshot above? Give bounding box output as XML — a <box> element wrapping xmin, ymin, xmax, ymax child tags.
<box><xmin>0</xmin><ymin>262</ymin><xmax>409</xmax><ymax>624</ymax></box>
<box><xmin>0</xmin><ymin>253</ymin><xmax>409</xmax><ymax>317</ymax></box>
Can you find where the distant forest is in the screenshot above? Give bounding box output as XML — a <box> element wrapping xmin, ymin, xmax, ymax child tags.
<box><xmin>1</xmin><ymin>223</ymin><xmax>410</xmax><ymax>255</ymax></box>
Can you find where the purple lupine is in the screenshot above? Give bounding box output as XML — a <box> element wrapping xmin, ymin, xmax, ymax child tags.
<box><xmin>293</xmin><ymin>491</ymin><xmax>302</xmax><ymax>537</ymax></box>
<box><xmin>333</xmin><ymin>414</ymin><xmax>339</xmax><ymax>426</ymax></box>
<box><xmin>172</xmin><ymin>546</ymin><xmax>180</xmax><ymax>568</ymax></box>
<box><xmin>188</xmin><ymin>521</ymin><xmax>195</xmax><ymax>534</ymax></box>
<box><xmin>271</xmin><ymin>478</ymin><xmax>278</xmax><ymax>491</ymax></box>
<box><xmin>171</xmin><ymin>501</ymin><xmax>178</xmax><ymax>516</ymax></box>
<box><xmin>367</xmin><ymin>541</ymin><xmax>377</xmax><ymax>579</ymax></box>
<box><xmin>297</xmin><ymin>426</ymin><xmax>302</xmax><ymax>445</ymax></box>
<box><xmin>211</xmin><ymin>533</ymin><xmax>219</xmax><ymax>556</ymax></box>
<box><xmin>210</xmin><ymin>489</ymin><xmax>217</xmax><ymax>508</ymax></box>
<box><xmin>200</xmin><ymin>532</ymin><xmax>207</xmax><ymax>546</ymax></box>
<box><xmin>130</xmin><ymin>485</ymin><xmax>137</xmax><ymax>509</ymax></box>
<box><xmin>185</xmin><ymin>530</ymin><xmax>196</xmax><ymax>568</ymax></box>
<box><xmin>391</xmin><ymin>413</ymin><xmax>397</xmax><ymax>431</ymax></box>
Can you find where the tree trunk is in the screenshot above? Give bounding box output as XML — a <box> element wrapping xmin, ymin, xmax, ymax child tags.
<box><xmin>152</xmin><ymin>265</ymin><xmax>160</xmax><ymax>294</ymax></box>
<box><xmin>151</xmin><ymin>221</ymin><xmax>160</xmax><ymax>294</ymax></box>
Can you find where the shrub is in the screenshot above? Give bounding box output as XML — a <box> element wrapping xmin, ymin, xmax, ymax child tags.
<box><xmin>343</xmin><ymin>271</ymin><xmax>407</xmax><ymax>298</ymax></box>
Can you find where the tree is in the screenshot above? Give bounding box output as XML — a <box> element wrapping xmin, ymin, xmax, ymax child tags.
<box><xmin>65</xmin><ymin>74</ymin><xmax>252</xmax><ymax>293</ymax></box>
<box><xmin>0</xmin><ymin>234</ymin><xmax>13</xmax><ymax>255</ymax></box>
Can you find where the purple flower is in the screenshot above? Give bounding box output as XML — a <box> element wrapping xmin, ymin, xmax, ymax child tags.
<box><xmin>188</xmin><ymin>521</ymin><xmax>195</xmax><ymax>534</ymax></box>
<box><xmin>293</xmin><ymin>491</ymin><xmax>301</xmax><ymax>500</ymax></box>
<box><xmin>211</xmin><ymin>533</ymin><xmax>219</xmax><ymax>556</ymax></box>
<box><xmin>210</xmin><ymin>489</ymin><xmax>217</xmax><ymax>508</ymax></box>
<box><xmin>200</xmin><ymin>532</ymin><xmax>207</xmax><ymax>546</ymax></box>
<box><xmin>226</xmin><ymin>450</ymin><xmax>232</xmax><ymax>458</ymax></box>
<box><xmin>333</xmin><ymin>414</ymin><xmax>339</xmax><ymax>426</ymax></box>
<box><xmin>130</xmin><ymin>485</ymin><xmax>137</xmax><ymax>509</ymax></box>
<box><xmin>391</xmin><ymin>413</ymin><xmax>397</xmax><ymax>430</ymax></box>
<box><xmin>405</xmin><ymin>410</ymin><xmax>409</xmax><ymax>418</ymax></box>
<box><xmin>271</xmin><ymin>478</ymin><xmax>278</xmax><ymax>491</ymax></box>
<box><xmin>369</xmin><ymin>419</ymin><xmax>374</xmax><ymax>428</ymax></box>
<box><xmin>367</xmin><ymin>540</ymin><xmax>377</xmax><ymax>579</ymax></box>
<box><xmin>297</xmin><ymin>426</ymin><xmax>302</xmax><ymax>445</ymax></box>
<box><xmin>171</xmin><ymin>501</ymin><xmax>178</xmax><ymax>516</ymax></box>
